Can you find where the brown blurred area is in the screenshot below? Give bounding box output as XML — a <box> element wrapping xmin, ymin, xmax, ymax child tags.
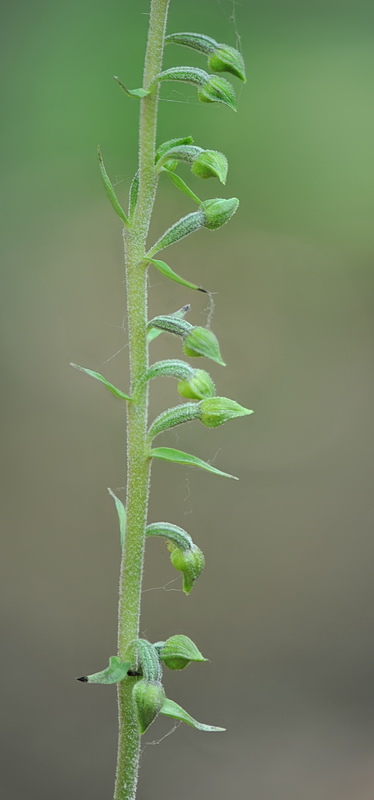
<box><xmin>1</xmin><ymin>1</ymin><xmax>374</xmax><ymax>798</ymax></box>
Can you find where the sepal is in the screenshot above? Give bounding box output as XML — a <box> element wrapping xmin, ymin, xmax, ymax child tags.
<box><xmin>132</xmin><ymin>680</ymin><xmax>165</xmax><ymax>734</ymax></box>
<box><xmin>199</xmin><ymin>397</ymin><xmax>253</xmax><ymax>427</ymax></box>
<box><xmin>183</xmin><ymin>326</ymin><xmax>225</xmax><ymax>365</ymax></box>
<box><xmin>158</xmin><ymin>635</ymin><xmax>207</xmax><ymax>670</ymax></box>
<box><xmin>178</xmin><ymin>369</ymin><xmax>216</xmax><ymax>400</ymax></box>
<box><xmin>200</xmin><ymin>197</ymin><xmax>239</xmax><ymax>230</ymax></box>
<box><xmin>209</xmin><ymin>45</ymin><xmax>246</xmax><ymax>82</ymax></box>
<box><xmin>192</xmin><ymin>150</ymin><xmax>228</xmax><ymax>183</ymax></box>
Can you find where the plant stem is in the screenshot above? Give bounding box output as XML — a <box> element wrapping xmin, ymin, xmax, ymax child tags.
<box><xmin>113</xmin><ymin>2</ymin><xmax>170</xmax><ymax>800</ymax></box>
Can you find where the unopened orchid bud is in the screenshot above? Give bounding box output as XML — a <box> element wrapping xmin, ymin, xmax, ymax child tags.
<box><xmin>191</xmin><ymin>150</ymin><xmax>228</xmax><ymax>183</ymax></box>
<box><xmin>183</xmin><ymin>326</ymin><xmax>225</xmax><ymax>365</ymax></box>
<box><xmin>197</xmin><ymin>75</ymin><xmax>237</xmax><ymax>110</ymax></box>
<box><xmin>170</xmin><ymin>544</ymin><xmax>205</xmax><ymax>595</ymax></box>
<box><xmin>132</xmin><ymin>680</ymin><xmax>165</xmax><ymax>734</ymax></box>
<box><xmin>208</xmin><ymin>45</ymin><xmax>246</xmax><ymax>82</ymax></box>
<box><xmin>200</xmin><ymin>197</ymin><xmax>239</xmax><ymax>230</ymax></box>
<box><xmin>199</xmin><ymin>396</ymin><xmax>253</xmax><ymax>428</ymax></box>
<box><xmin>165</xmin><ymin>32</ymin><xmax>246</xmax><ymax>82</ymax></box>
<box><xmin>160</xmin><ymin>635</ymin><xmax>207</xmax><ymax>671</ymax></box>
<box><xmin>177</xmin><ymin>369</ymin><xmax>216</xmax><ymax>400</ymax></box>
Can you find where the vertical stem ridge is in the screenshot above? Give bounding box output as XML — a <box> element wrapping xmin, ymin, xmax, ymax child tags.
<box><xmin>114</xmin><ymin>2</ymin><xmax>170</xmax><ymax>800</ymax></box>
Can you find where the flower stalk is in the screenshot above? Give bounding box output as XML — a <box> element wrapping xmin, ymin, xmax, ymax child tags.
<box><xmin>114</xmin><ymin>2</ymin><xmax>171</xmax><ymax>799</ymax></box>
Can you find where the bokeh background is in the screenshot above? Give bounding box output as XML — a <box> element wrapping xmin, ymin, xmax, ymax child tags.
<box><xmin>1</xmin><ymin>0</ymin><xmax>374</xmax><ymax>798</ymax></box>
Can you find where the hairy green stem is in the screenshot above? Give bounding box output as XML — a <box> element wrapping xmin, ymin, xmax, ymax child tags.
<box><xmin>114</xmin><ymin>2</ymin><xmax>170</xmax><ymax>800</ymax></box>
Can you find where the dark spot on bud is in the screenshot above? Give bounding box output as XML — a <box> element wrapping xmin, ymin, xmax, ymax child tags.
<box><xmin>77</xmin><ymin>676</ymin><xmax>88</xmax><ymax>682</ymax></box>
<box><xmin>127</xmin><ymin>669</ymin><xmax>142</xmax><ymax>677</ymax></box>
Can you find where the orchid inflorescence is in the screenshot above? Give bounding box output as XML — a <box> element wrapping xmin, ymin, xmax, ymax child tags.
<box><xmin>72</xmin><ymin>4</ymin><xmax>249</xmax><ymax>799</ymax></box>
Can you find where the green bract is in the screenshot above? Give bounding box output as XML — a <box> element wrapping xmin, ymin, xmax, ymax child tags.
<box><xmin>77</xmin><ymin>656</ymin><xmax>131</xmax><ymax>685</ymax></box>
<box><xmin>70</xmin><ymin>363</ymin><xmax>131</xmax><ymax>401</ymax></box>
<box><xmin>150</xmin><ymin>446</ymin><xmax>238</xmax><ymax>479</ymax></box>
<box><xmin>160</xmin><ymin>698</ymin><xmax>225</xmax><ymax>732</ymax></box>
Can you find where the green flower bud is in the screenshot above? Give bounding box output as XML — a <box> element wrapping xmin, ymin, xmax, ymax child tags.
<box><xmin>132</xmin><ymin>680</ymin><xmax>165</xmax><ymax>734</ymax></box>
<box><xmin>183</xmin><ymin>326</ymin><xmax>225</xmax><ymax>366</ymax></box>
<box><xmin>200</xmin><ymin>197</ymin><xmax>239</xmax><ymax>230</ymax></box>
<box><xmin>165</xmin><ymin>33</ymin><xmax>246</xmax><ymax>82</ymax></box>
<box><xmin>197</xmin><ymin>75</ymin><xmax>237</xmax><ymax>110</ymax></box>
<box><xmin>169</xmin><ymin>544</ymin><xmax>205</xmax><ymax>595</ymax></box>
<box><xmin>191</xmin><ymin>150</ymin><xmax>228</xmax><ymax>183</ymax></box>
<box><xmin>160</xmin><ymin>635</ymin><xmax>207</xmax><ymax>670</ymax></box>
<box><xmin>177</xmin><ymin>369</ymin><xmax>216</xmax><ymax>400</ymax></box>
<box><xmin>199</xmin><ymin>396</ymin><xmax>253</xmax><ymax>428</ymax></box>
<box><xmin>208</xmin><ymin>46</ymin><xmax>246</xmax><ymax>82</ymax></box>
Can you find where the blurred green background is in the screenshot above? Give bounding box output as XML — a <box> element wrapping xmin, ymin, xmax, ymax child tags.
<box><xmin>1</xmin><ymin>0</ymin><xmax>374</xmax><ymax>798</ymax></box>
